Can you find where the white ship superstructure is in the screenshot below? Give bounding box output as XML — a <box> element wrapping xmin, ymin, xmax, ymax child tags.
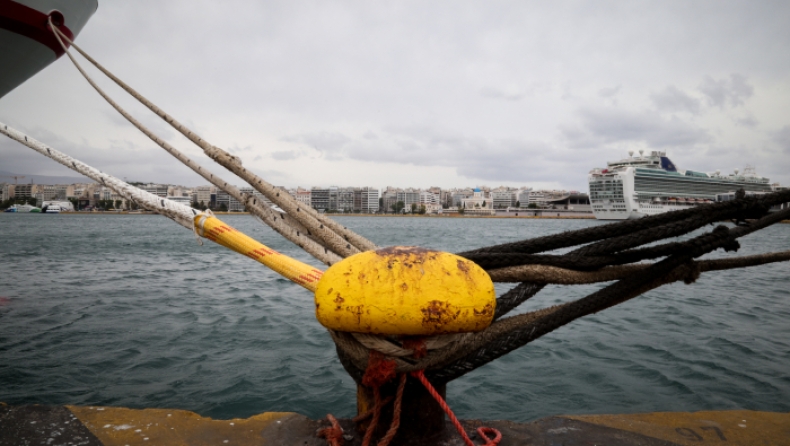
<box><xmin>588</xmin><ymin>150</ymin><xmax>774</xmax><ymax>220</ymax></box>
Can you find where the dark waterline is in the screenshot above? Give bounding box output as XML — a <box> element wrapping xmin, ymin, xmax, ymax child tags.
<box><xmin>1</xmin><ymin>213</ymin><xmax>789</xmax><ymax>422</ymax></box>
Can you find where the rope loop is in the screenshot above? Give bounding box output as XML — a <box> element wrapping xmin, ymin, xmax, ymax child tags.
<box><xmin>410</xmin><ymin>369</ymin><xmax>501</xmax><ymax>446</ymax></box>
<box><xmin>317</xmin><ymin>414</ymin><xmax>344</xmax><ymax>446</ymax></box>
<box><xmin>192</xmin><ymin>209</ymin><xmax>215</xmax><ymax>245</ymax></box>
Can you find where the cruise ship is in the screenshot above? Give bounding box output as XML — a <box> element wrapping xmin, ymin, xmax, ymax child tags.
<box><xmin>588</xmin><ymin>150</ymin><xmax>775</xmax><ymax>220</ymax></box>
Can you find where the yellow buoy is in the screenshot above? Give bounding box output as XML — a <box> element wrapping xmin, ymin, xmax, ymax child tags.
<box><xmin>314</xmin><ymin>246</ymin><xmax>496</xmax><ymax>335</ymax></box>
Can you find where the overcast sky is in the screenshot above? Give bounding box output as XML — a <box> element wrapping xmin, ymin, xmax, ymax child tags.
<box><xmin>1</xmin><ymin>0</ymin><xmax>789</xmax><ymax>192</ymax></box>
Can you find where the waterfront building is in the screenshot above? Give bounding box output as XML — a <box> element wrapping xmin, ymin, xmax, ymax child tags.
<box><xmin>192</xmin><ymin>186</ymin><xmax>214</xmax><ymax>208</ymax></box>
<box><xmin>451</xmin><ymin>189</ymin><xmax>474</xmax><ymax>207</ymax></box>
<box><xmin>141</xmin><ymin>183</ymin><xmax>169</xmax><ymax>197</ymax></box>
<box><xmin>13</xmin><ymin>183</ymin><xmax>34</xmax><ymax>200</ymax></box>
<box><xmin>0</xmin><ymin>183</ymin><xmax>10</xmax><ymax>202</ymax></box>
<box><xmin>461</xmin><ymin>188</ymin><xmax>495</xmax><ymax>215</ymax></box>
<box><xmin>336</xmin><ymin>187</ymin><xmax>354</xmax><ymax>212</ymax></box>
<box><xmin>419</xmin><ymin>190</ymin><xmax>440</xmax><ymax>208</ymax></box>
<box><xmin>311</xmin><ymin>187</ymin><xmax>330</xmax><ymax>211</ymax></box>
<box><xmin>381</xmin><ymin>187</ymin><xmax>399</xmax><ymax>213</ymax></box>
<box><xmin>353</xmin><ymin>187</ymin><xmax>379</xmax><ymax>213</ymax></box>
<box><xmin>517</xmin><ymin>188</ymin><xmax>532</xmax><ymax>208</ymax></box>
<box><xmin>396</xmin><ymin>188</ymin><xmax>421</xmax><ymax>211</ymax></box>
<box><xmin>490</xmin><ymin>187</ymin><xmax>513</xmax><ymax>209</ymax></box>
<box><xmin>166</xmin><ymin>196</ymin><xmax>192</xmax><ymax>205</ymax></box>
<box><xmin>294</xmin><ymin>188</ymin><xmax>311</xmax><ymax>207</ymax></box>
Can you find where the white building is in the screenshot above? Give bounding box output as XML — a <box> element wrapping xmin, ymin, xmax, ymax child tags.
<box><xmin>354</xmin><ymin>187</ymin><xmax>379</xmax><ymax>213</ymax></box>
<box><xmin>397</xmin><ymin>188</ymin><xmax>421</xmax><ymax>212</ymax></box>
<box><xmin>294</xmin><ymin>188</ymin><xmax>311</xmax><ymax>207</ymax></box>
<box><xmin>461</xmin><ymin>188</ymin><xmax>495</xmax><ymax>215</ymax></box>
<box><xmin>490</xmin><ymin>187</ymin><xmax>513</xmax><ymax>209</ymax></box>
<box><xmin>141</xmin><ymin>183</ymin><xmax>169</xmax><ymax>197</ymax></box>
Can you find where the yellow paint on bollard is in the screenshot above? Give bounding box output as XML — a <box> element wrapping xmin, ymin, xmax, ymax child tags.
<box><xmin>315</xmin><ymin>246</ymin><xmax>496</xmax><ymax>335</ymax></box>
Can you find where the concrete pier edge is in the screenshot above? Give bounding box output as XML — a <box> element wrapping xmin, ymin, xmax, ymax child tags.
<box><xmin>2</xmin><ymin>403</ymin><xmax>788</xmax><ymax>445</ymax></box>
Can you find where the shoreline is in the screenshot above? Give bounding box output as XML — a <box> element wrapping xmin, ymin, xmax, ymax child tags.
<box><xmin>35</xmin><ymin>210</ymin><xmax>598</xmax><ymax>220</ymax></box>
<box><xmin>5</xmin><ymin>211</ymin><xmax>790</xmax><ymax>222</ymax></box>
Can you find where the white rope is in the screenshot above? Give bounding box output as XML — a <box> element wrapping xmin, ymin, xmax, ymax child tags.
<box><xmin>48</xmin><ymin>20</ymin><xmax>342</xmax><ymax>266</ymax></box>
<box><xmin>0</xmin><ymin>122</ymin><xmax>196</xmax><ymax>228</ymax></box>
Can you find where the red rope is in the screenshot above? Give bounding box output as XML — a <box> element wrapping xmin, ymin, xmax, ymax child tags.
<box><xmin>317</xmin><ymin>414</ymin><xmax>344</xmax><ymax>446</ymax></box>
<box><xmin>411</xmin><ymin>370</ymin><xmax>501</xmax><ymax>446</ymax></box>
<box><xmin>376</xmin><ymin>373</ymin><xmax>407</xmax><ymax>446</ymax></box>
<box><xmin>359</xmin><ymin>350</ymin><xmax>399</xmax><ymax>446</ymax></box>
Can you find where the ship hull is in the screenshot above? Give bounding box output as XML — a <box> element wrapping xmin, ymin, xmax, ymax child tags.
<box><xmin>0</xmin><ymin>0</ymin><xmax>98</xmax><ymax>99</ymax></box>
<box><xmin>589</xmin><ymin>153</ymin><xmax>776</xmax><ymax>221</ymax></box>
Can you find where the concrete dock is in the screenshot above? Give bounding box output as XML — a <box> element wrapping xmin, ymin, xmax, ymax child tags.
<box><xmin>2</xmin><ymin>403</ymin><xmax>788</xmax><ymax>445</ymax></box>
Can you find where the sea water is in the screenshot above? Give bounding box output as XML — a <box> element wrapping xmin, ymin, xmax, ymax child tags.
<box><xmin>0</xmin><ymin>213</ymin><xmax>788</xmax><ymax>422</ymax></box>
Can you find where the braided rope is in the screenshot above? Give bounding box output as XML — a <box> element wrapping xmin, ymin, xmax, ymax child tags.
<box><xmin>2</xmin><ymin>122</ymin><xmax>326</xmax><ymax>292</ymax></box>
<box><xmin>200</xmin><ymin>147</ymin><xmax>377</xmax><ymax>257</ymax></box>
<box><xmin>0</xmin><ymin>122</ymin><xmax>195</xmax><ymax>228</ymax></box>
<box><xmin>488</xmin><ymin>251</ymin><xmax>790</xmax><ymax>284</ymax></box>
<box><xmin>411</xmin><ymin>370</ymin><xmax>501</xmax><ymax>446</ymax></box>
<box><xmin>49</xmin><ymin>21</ymin><xmax>342</xmax><ymax>266</ymax></box>
<box><xmin>51</xmin><ymin>26</ymin><xmax>377</xmax><ymax>255</ymax></box>
<box><xmin>459</xmin><ymin>190</ymin><xmax>790</xmax><ymax>257</ymax></box>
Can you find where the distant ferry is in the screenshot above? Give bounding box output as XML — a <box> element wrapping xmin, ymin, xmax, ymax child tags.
<box><xmin>4</xmin><ymin>204</ymin><xmax>41</xmax><ymax>213</ymax></box>
<box><xmin>588</xmin><ymin>150</ymin><xmax>775</xmax><ymax>220</ymax></box>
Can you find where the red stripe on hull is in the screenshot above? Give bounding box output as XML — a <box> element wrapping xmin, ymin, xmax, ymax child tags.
<box><xmin>0</xmin><ymin>0</ymin><xmax>74</xmax><ymax>57</ymax></box>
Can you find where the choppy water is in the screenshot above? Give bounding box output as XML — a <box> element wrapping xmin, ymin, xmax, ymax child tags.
<box><xmin>1</xmin><ymin>213</ymin><xmax>788</xmax><ymax>422</ymax></box>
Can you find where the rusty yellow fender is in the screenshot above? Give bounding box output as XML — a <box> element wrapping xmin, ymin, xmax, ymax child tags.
<box><xmin>315</xmin><ymin>246</ymin><xmax>496</xmax><ymax>335</ymax></box>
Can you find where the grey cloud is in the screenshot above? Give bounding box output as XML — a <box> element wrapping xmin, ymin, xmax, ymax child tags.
<box><xmin>698</xmin><ymin>74</ymin><xmax>754</xmax><ymax>109</ymax></box>
<box><xmin>480</xmin><ymin>87</ymin><xmax>525</xmax><ymax>101</ymax></box>
<box><xmin>103</xmin><ymin>109</ymin><xmax>177</xmax><ymax>141</ymax></box>
<box><xmin>650</xmin><ymin>86</ymin><xmax>701</xmax><ymax>114</ymax></box>
<box><xmin>598</xmin><ymin>85</ymin><xmax>621</xmax><ymax>98</ymax></box>
<box><xmin>271</xmin><ymin>150</ymin><xmax>301</xmax><ymax>160</ymax></box>
<box><xmin>282</xmin><ymin>132</ymin><xmax>350</xmax><ymax>159</ymax></box>
<box><xmin>773</xmin><ymin>125</ymin><xmax>790</xmax><ymax>153</ymax></box>
<box><xmin>282</xmin><ymin>125</ymin><xmax>579</xmax><ymax>185</ymax></box>
<box><xmin>735</xmin><ymin>115</ymin><xmax>758</xmax><ymax>128</ymax></box>
<box><xmin>563</xmin><ymin>107</ymin><xmax>711</xmax><ymax>149</ymax></box>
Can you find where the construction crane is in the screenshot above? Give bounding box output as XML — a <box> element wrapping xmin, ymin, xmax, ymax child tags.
<box><xmin>0</xmin><ymin>175</ymin><xmax>25</xmax><ymax>184</ymax></box>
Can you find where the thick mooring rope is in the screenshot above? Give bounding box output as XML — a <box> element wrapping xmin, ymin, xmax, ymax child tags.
<box><xmin>459</xmin><ymin>191</ymin><xmax>789</xmax><ymax>258</ymax></box>
<box><xmin>332</xmin><ymin>194</ymin><xmax>790</xmax><ymax>383</ymax></box>
<box><xmin>50</xmin><ymin>25</ymin><xmax>377</xmax><ymax>256</ymax></box>
<box><xmin>49</xmin><ymin>20</ymin><xmax>343</xmax><ymax>266</ymax></box>
<box><xmin>487</xmin><ymin>250</ymin><xmax>790</xmax><ymax>284</ymax></box>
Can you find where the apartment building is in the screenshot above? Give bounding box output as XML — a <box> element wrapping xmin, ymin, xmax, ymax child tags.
<box><xmin>192</xmin><ymin>185</ymin><xmax>215</xmax><ymax>208</ymax></box>
<box><xmin>141</xmin><ymin>183</ymin><xmax>169</xmax><ymax>197</ymax></box>
<box><xmin>311</xmin><ymin>187</ymin><xmax>330</xmax><ymax>211</ymax></box>
<box><xmin>489</xmin><ymin>187</ymin><xmax>513</xmax><ymax>209</ymax></box>
<box><xmin>396</xmin><ymin>188</ymin><xmax>421</xmax><ymax>210</ymax></box>
<box><xmin>13</xmin><ymin>183</ymin><xmax>34</xmax><ymax>200</ymax></box>
<box><xmin>294</xmin><ymin>188</ymin><xmax>311</xmax><ymax>207</ymax></box>
<box><xmin>335</xmin><ymin>187</ymin><xmax>354</xmax><ymax>212</ymax></box>
<box><xmin>353</xmin><ymin>187</ymin><xmax>379</xmax><ymax>213</ymax></box>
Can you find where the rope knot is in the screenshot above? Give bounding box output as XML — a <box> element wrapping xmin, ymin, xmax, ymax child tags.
<box><xmin>362</xmin><ymin>350</ymin><xmax>397</xmax><ymax>388</ymax></box>
<box><xmin>401</xmin><ymin>337</ymin><xmax>428</xmax><ymax>358</ymax></box>
<box><xmin>317</xmin><ymin>414</ymin><xmax>345</xmax><ymax>446</ymax></box>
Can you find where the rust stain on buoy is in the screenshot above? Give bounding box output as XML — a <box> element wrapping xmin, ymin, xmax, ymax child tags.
<box><xmin>315</xmin><ymin>246</ymin><xmax>496</xmax><ymax>335</ymax></box>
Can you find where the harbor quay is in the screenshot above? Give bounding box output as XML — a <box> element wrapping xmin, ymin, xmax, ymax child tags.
<box><xmin>1</xmin><ymin>181</ymin><xmax>592</xmax><ymax>216</ymax></box>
